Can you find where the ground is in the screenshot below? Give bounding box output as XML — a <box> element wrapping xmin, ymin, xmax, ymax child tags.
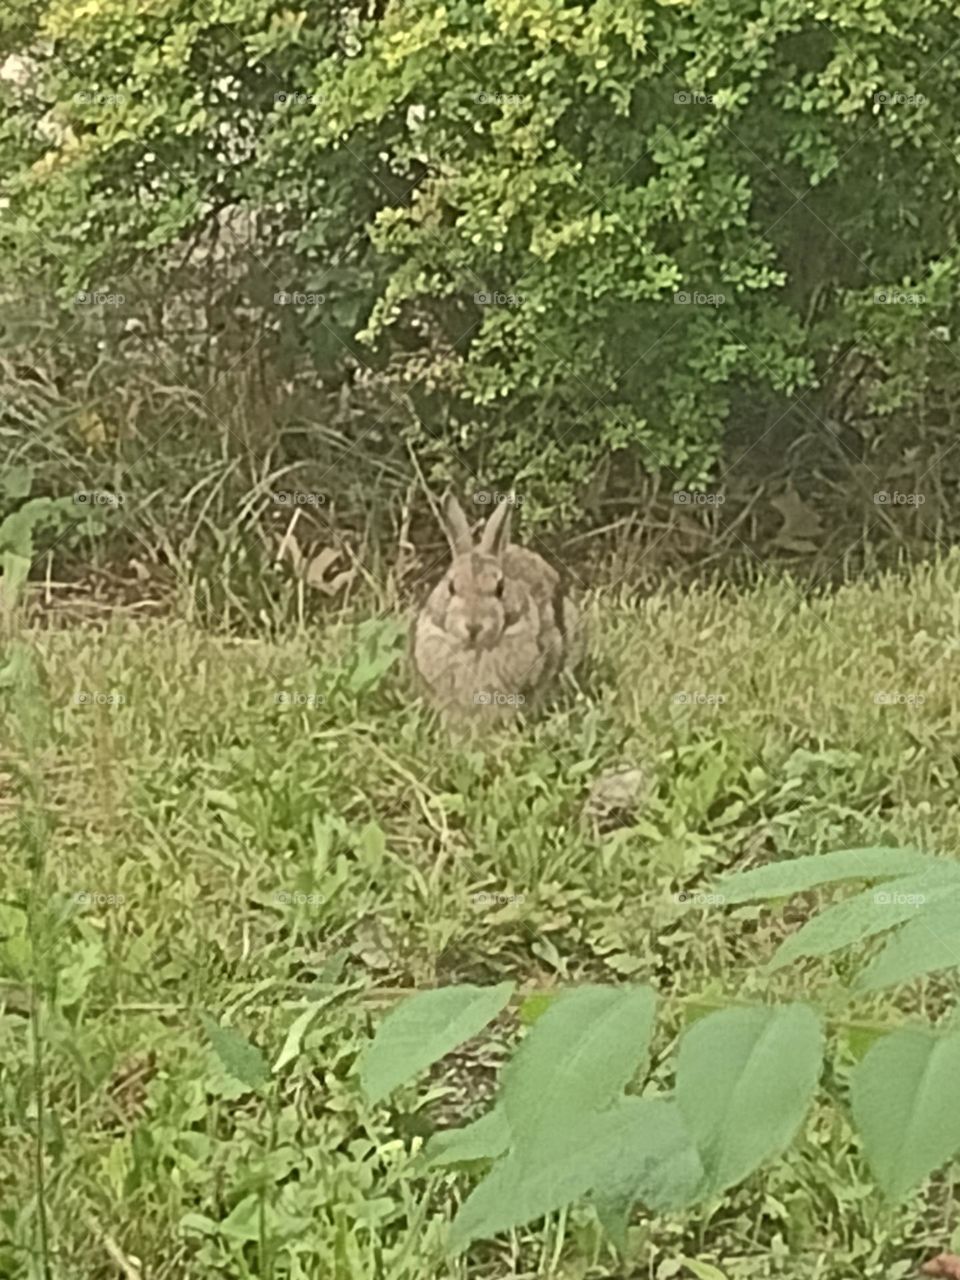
<box><xmin>2</xmin><ymin>556</ymin><xmax>959</xmax><ymax>1279</ymax></box>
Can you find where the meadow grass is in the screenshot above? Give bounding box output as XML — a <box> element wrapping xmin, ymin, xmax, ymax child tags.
<box><xmin>2</xmin><ymin>557</ymin><xmax>960</xmax><ymax>1278</ymax></box>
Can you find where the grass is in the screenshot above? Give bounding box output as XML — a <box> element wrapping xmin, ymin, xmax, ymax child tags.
<box><xmin>3</xmin><ymin>555</ymin><xmax>960</xmax><ymax>1278</ymax></box>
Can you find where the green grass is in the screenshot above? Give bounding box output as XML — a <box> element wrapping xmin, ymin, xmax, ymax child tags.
<box><xmin>3</xmin><ymin>557</ymin><xmax>960</xmax><ymax>1278</ymax></box>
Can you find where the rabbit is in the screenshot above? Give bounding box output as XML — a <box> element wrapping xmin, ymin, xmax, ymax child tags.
<box><xmin>411</xmin><ymin>492</ymin><xmax>578</xmax><ymax>718</ymax></box>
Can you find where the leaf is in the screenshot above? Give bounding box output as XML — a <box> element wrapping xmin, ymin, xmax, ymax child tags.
<box><xmin>1</xmin><ymin>464</ymin><xmax>32</xmax><ymax>500</ymax></box>
<box><xmin>856</xmin><ymin>901</ymin><xmax>960</xmax><ymax>991</ymax></box>
<box><xmin>424</xmin><ymin>1106</ymin><xmax>511</xmax><ymax>1167</ymax></box>
<box><xmin>768</xmin><ymin>873</ymin><xmax>960</xmax><ymax>971</ymax></box>
<box><xmin>680</xmin><ymin>1260</ymin><xmax>730</xmax><ymax>1280</ymax></box>
<box><xmin>357</xmin><ymin>821</ymin><xmax>386</xmax><ymax>867</ymax></box>
<box><xmin>1</xmin><ymin>552</ymin><xmax>30</xmax><ymax>610</ymax></box>
<box><xmin>676</xmin><ymin>1004</ymin><xmax>823</xmax><ymax>1195</ymax></box>
<box><xmin>273</xmin><ymin>997</ymin><xmax>335</xmax><ymax>1073</ymax></box>
<box><xmin>217</xmin><ymin>1194</ymin><xmax>265</xmax><ymax>1241</ymax></box>
<box><xmin>360</xmin><ymin>981</ymin><xmax>514</xmax><ymax>1104</ymax></box>
<box><xmin>591</xmin><ymin>1097</ymin><xmax>704</xmax><ymax>1249</ymax></box>
<box><xmin>499</xmin><ymin>985</ymin><xmax>657</xmax><ymax>1143</ymax></box>
<box><xmin>517</xmin><ymin>992</ymin><xmax>558</xmax><ymax>1025</ymax></box>
<box><xmin>845</xmin><ymin>1025</ymin><xmax>887</xmax><ymax>1062</ymax></box>
<box><xmin>851</xmin><ymin>1029</ymin><xmax>960</xmax><ymax>1198</ymax></box>
<box><xmin>204</xmin><ymin>788</ymin><xmax>239</xmax><ymax>812</ymax></box>
<box><xmin>450</xmin><ymin>1095</ymin><xmax>696</xmax><ymax>1252</ymax></box>
<box><xmin>0</xmin><ymin>498</ymin><xmax>55</xmax><ymax>556</ymax></box>
<box><xmin>201</xmin><ymin>1015</ymin><xmax>269</xmax><ymax>1091</ymax></box>
<box><xmin>716</xmin><ymin>847</ymin><xmax>943</xmax><ymax>904</ymax></box>
<box><xmin>179</xmin><ymin>1212</ymin><xmax>219</xmax><ymax>1236</ymax></box>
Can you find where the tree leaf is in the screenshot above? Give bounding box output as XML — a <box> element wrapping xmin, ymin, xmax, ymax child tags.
<box><xmin>591</xmin><ymin>1097</ymin><xmax>704</xmax><ymax>1250</ymax></box>
<box><xmin>359</xmin><ymin>981</ymin><xmax>514</xmax><ymax>1104</ymax></box>
<box><xmin>676</xmin><ymin>1004</ymin><xmax>823</xmax><ymax>1195</ymax></box>
<box><xmin>201</xmin><ymin>1015</ymin><xmax>269</xmax><ymax>1091</ymax></box>
<box><xmin>768</xmin><ymin>874</ymin><xmax>960</xmax><ymax>971</ymax></box>
<box><xmin>450</xmin><ymin>1095</ymin><xmax>694</xmax><ymax>1252</ymax></box>
<box><xmin>716</xmin><ymin>848</ymin><xmax>945</xmax><ymax>904</ymax></box>
<box><xmin>850</xmin><ymin>1029</ymin><xmax>960</xmax><ymax>1198</ymax></box>
<box><xmin>424</xmin><ymin>1106</ymin><xmax>511</xmax><ymax>1167</ymax></box>
<box><xmin>855</xmin><ymin>903</ymin><xmax>960</xmax><ymax>991</ymax></box>
<box><xmin>499</xmin><ymin>984</ymin><xmax>656</xmax><ymax>1143</ymax></box>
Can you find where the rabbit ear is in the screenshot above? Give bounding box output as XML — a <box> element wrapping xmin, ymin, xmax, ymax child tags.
<box><xmin>479</xmin><ymin>495</ymin><xmax>513</xmax><ymax>557</ymax></box>
<box><xmin>441</xmin><ymin>492</ymin><xmax>473</xmax><ymax>555</ymax></box>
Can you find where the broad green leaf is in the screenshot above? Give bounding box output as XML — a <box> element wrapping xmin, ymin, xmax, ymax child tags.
<box><xmin>450</xmin><ymin>1095</ymin><xmax>694</xmax><ymax>1251</ymax></box>
<box><xmin>716</xmin><ymin>848</ymin><xmax>944</xmax><ymax>904</ymax></box>
<box><xmin>676</xmin><ymin>1004</ymin><xmax>823</xmax><ymax>1194</ymax></box>
<box><xmin>499</xmin><ymin>985</ymin><xmax>656</xmax><ymax>1142</ymax></box>
<box><xmin>851</xmin><ymin>1029</ymin><xmax>960</xmax><ymax>1198</ymax></box>
<box><xmin>360</xmin><ymin>981</ymin><xmax>514</xmax><ymax>1104</ymax></box>
<box><xmin>591</xmin><ymin>1097</ymin><xmax>704</xmax><ymax>1250</ymax></box>
<box><xmin>201</xmin><ymin>1015</ymin><xmax>269</xmax><ymax>1091</ymax></box>
<box><xmin>424</xmin><ymin>1106</ymin><xmax>511</xmax><ymax>1167</ymax></box>
<box><xmin>855</xmin><ymin>902</ymin><xmax>960</xmax><ymax>991</ymax></box>
<box><xmin>768</xmin><ymin>874</ymin><xmax>960</xmax><ymax>971</ymax></box>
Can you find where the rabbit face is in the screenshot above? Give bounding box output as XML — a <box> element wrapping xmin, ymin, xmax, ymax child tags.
<box><xmin>444</xmin><ymin>552</ymin><xmax>507</xmax><ymax>650</ymax></box>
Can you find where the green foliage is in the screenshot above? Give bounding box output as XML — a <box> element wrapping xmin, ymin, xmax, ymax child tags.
<box><xmin>359</xmin><ymin>980</ymin><xmax>514</xmax><ymax>1104</ymax></box>
<box><xmin>8</xmin><ymin>568</ymin><xmax>960</xmax><ymax>1276</ymax></box>
<box><xmin>358</xmin><ymin>840</ymin><xmax>960</xmax><ymax>1251</ymax></box>
<box><xmin>720</xmin><ymin>847</ymin><xmax>960</xmax><ymax>989</ymax></box>
<box><xmin>3</xmin><ymin>0</ymin><xmax>960</xmax><ymax>521</ymax></box>
<box><xmin>201</xmin><ymin>1014</ymin><xmax>270</xmax><ymax>1092</ymax></box>
<box><xmin>362</xmin><ymin>983</ymin><xmax>825</xmax><ymax>1251</ymax></box>
<box><xmin>851</xmin><ymin>1029</ymin><xmax>960</xmax><ymax>1200</ymax></box>
<box><xmin>0</xmin><ymin>463</ymin><xmax>108</xmax><ymax>614</ymax></box>
<box><xmin>497</xmin><ymin>984</ymin><xmax>656</xmax><ymax>1142</ymax></box>
<box><xmin>675</xmin><ymin>1004</ymin><xmax>823</xmax><ymax>1197</ymax></box>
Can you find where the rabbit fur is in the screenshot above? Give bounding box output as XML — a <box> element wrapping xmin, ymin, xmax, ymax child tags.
<box><xmin>411</xmin><ymin>493</ymin><xmax>578</xmax><ymax>718</ymax></box>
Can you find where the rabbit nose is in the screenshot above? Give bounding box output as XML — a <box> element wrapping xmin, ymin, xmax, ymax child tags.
<box><xmin>466</xmin><ymin>622</ymin><xmax>482</xmax><ymax>643</ymax></box>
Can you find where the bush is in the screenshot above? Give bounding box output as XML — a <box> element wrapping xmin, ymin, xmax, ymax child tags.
<box><xmin>1</xmin><ymin>0</ymin><xmax>959</xmax><ymax>530</ymax></box>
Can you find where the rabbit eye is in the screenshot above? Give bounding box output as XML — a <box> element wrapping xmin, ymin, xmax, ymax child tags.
<box><xmin>494</xmin><ymin>579</ymin><xmax>504</xmax><ymax>598</ymax></box>
<box><xmin>448</xmin><ymin>580</ymin><xmax>456</xmax><ymax>596</ymax></box>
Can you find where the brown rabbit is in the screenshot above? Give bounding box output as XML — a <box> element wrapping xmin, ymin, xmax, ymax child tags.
<box><xmin>411</xmin><ymin>493</ymin><xmax>578</xmax><ymax>718</ymax></box>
